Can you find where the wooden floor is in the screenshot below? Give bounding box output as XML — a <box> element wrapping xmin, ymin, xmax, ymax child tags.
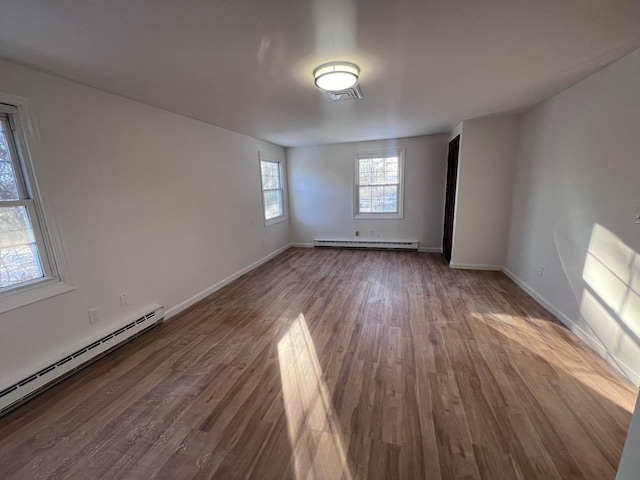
<box><xmin>0</xmin><ymin>248</ymin><xmax>637</xmax><ymax>479</ymax></box>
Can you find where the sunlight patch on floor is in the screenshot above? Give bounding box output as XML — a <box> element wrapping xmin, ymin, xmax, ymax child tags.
<box><xmin>472</xmin><ymin>312</ymin><xmax>635</xmax><ymax>413</ymax></box>
<box><xmin>278</xmin><ymin>313</ymin><xmax>352</xmax><ymax>480</ymax></box>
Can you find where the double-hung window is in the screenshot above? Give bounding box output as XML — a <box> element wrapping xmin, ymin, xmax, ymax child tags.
<box><xmin>259</xmin><ymin>154</ymin><xmax>287</xmax><ymax>225</ymax></box>
<box><xmin>0</xmin><ymin>100</ymin><xmax>71</xmax><ymax>312</ymax></box>
<box><xmin>354</xmin><ymin>150</ymin><xmax>404</xmax><ymax>219</ymax></box>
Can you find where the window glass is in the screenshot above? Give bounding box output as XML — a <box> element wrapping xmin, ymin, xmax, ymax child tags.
<box><xmin>356</xmin><ymin>154</ymin><xmax>401</xmax><ymax>215</ymax></box>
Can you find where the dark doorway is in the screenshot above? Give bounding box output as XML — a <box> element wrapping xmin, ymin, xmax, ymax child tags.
<box><xmin>442</xmin><ymin>135</ymin><xmax>460</xmax><ymax>263</ymax></box>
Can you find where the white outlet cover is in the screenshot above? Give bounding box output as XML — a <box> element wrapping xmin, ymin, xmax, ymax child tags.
<box><xmin>89</xmin><ymin>307</ymin><xmax>100</xmax><ymax>324</ymax></box>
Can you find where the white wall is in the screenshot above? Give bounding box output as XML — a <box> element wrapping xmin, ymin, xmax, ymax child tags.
<box><xmin>287</xmin><ymin>135</ymin><xmax>448</xmax><ymax>250</ymax></box>
<box><xmin>0</xmin><ymin>59</ymin><xmax>289</xmax><ymax>388</ymax></box>
<box><xmin>505</xmin><ymin>49</ymin><xmax>640</xmax><ymax>383</ymax></box>
<box><xmin>450</xmin><ymin>115</ymin><xmax>522</xmax><ymax>269</ymax></box>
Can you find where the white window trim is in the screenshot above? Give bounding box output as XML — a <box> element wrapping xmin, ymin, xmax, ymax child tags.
<box><xmin>0</xmin><ymin>92</ymin><xmax>74</xmax><ymax>313</ymax></box>
<box><xmin>353</xmin><ymin>149</ymin><xmax>405</xmax><ymax>220</ymax></box>
<box><xmin>258</xmin><ymin>152</ymin><xmax>288</xmax><ymax>227</ymax></box>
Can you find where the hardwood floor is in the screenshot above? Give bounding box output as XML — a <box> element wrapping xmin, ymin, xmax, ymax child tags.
<box><xmin>0</xmin><ymin>247</ymin><xmax>636</xmax><ymax>479</ymax></box>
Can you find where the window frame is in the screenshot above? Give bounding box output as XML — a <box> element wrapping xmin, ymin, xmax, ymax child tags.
<box><xmin>353</xmin><ymin>149</ymin><xmax>405</xmax><ymax>219</ymax></box>
<box><xmin>0</xmin><ymin>94</ymin><xmax>73</xmax><ymax>313</ymax></box>
<box><xmin>258</xmin><ymin>153</ymin><xmax>288</xmax><ymax>226</ymax></box>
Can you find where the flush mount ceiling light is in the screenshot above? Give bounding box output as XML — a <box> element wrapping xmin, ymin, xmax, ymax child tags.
<box><xmin>313</xmin><ymin>61</ymin><xmax>360</xmax><ymax>91</ymax></box>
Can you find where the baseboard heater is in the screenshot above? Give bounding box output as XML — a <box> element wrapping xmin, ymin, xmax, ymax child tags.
<box><xmin>313</xmin><ymin>238</ymin><xmax>419</xmax><ymax>250</ymax></box>
<box><xmin>0</xmin><ymin>305</ymin><xmax>165</xmax><ymax>417</ymax></box>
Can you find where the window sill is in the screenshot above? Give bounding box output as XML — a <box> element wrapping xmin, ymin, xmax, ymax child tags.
<box><xmin>0</xmin><ymin>279</ymin><xmax>75</xmax><ymax>314</ymax></box>
<box><xmin>265</xmin><ymin>215</ymin><xmax>288</xmax><ymax>227</ymax></box>
<box><xmin>354</xmin><ymin>213</ymin><xmax>403</xmax><ymax>220</ymax></box>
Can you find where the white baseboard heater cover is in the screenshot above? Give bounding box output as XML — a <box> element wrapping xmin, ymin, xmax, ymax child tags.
<box><xmin>0</xmin><ymin>305</ymin><xmax>165</xmax><ymax>417</ymax></box>
<box><xmin>313</xmin><ymin>238</ymin><xmax>419</xmax><ymax>250</ymax></box>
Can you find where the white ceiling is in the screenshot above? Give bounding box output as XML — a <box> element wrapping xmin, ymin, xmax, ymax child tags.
<box><xmin>0</xmin><ymin>0</ymin><xmax>638</xmax><ymax>147</ymax></box>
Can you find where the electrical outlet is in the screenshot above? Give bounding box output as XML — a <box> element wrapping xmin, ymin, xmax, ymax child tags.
<box><xmin>89</xmin><ymin>307</ymin><xmax>100</xmax><ymax>324</ymax></box>
<box><xmin>368</xmin><ymin>229</ymin><xmax>374</xmax><ymax>236</ymax></box>
<box><xmin>355</xmin><ymin>231</ymin><xmax>360</xmax><ymax>236</ymax></box>
<box><xmin>120</xmin><ymin>292</ymin><xmax>129</xmax><ymax>307</ymax></box>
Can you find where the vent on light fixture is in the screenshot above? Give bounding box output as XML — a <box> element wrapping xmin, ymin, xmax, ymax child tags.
<box><xmin>322</xmin><ymin>85</ymin><xmax>363</xmax><ymax>102</ymax></box>
<box><xmin>313</xmin><ymin>61</ymin><xmax>360</xmax><ymax>91</ymax></box>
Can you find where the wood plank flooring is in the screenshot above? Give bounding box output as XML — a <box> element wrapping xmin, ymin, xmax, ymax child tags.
<box><xmin>0</xmin><ymin>247</ymin><xmax>637</xmax><ymax>479</ymax></box>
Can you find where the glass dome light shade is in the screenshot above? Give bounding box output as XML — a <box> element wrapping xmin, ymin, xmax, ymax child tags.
<box><xmin>313</xmin><ymin>62</ymin><xmax>360</xmax><ymax>91</ymax></box>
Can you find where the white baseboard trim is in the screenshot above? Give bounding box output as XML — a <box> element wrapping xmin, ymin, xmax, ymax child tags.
<box><xmin>501</xmin><ymin>268</ymin><xmax>574</xmax><ymax>328</ymax></box>
<box><xmin>502</xmin><ymin>267</ymin><xmax>640</xmax><ymax>385</ymax></box>
<box><xmin>290</xmin><ymin>242</ymin><xmax>313</xmax><ymax>248</ymax></box>
<box><xmin>450</xmin><ymin>263</ymin><xmax>502</xmax><ymax>271</ymax></box>
<box><xmin>165</xmin><ymin>244</ymin><xmax>291</xmax><ymax>319</ymax></box>
<box><xmin>418</xmin><ymin>247</ymin><xmax>442</xmax><ymax>253</ymax></box>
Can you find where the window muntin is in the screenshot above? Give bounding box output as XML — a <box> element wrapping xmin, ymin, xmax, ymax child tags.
<box><xmin>260</xmin><ymin>157</ymin><xmax>286</xmax><ymax>224</ymax></box>
<box><xmin>355</xmin><ymin>150</ymin><xmax>404</xmax><ymax>218</ymax></box>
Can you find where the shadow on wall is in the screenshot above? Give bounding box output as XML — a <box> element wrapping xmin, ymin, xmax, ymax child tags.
<box><xmin>559</xmin><ymin>224</ymin><xmax>640</xmax><ymax>384</ymax></box>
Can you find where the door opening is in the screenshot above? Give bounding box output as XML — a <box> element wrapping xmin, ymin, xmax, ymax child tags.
<box><xmin>442</xmin><ymin>135</ymin><xmax>460</xmax><ymax>263</ymax></box>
